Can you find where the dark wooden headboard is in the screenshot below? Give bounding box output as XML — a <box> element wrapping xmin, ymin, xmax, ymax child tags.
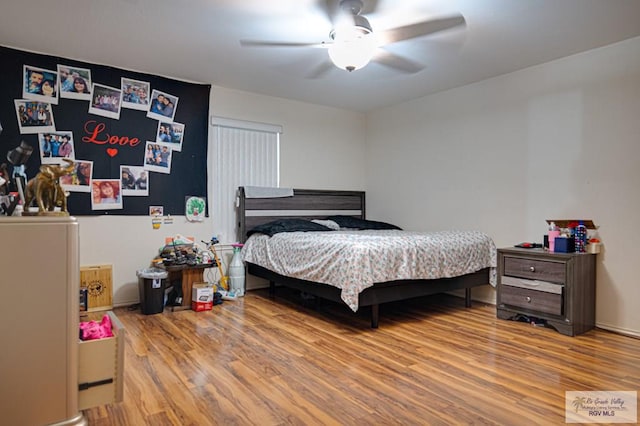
<box><xmin>237</xmin><ymin>187</ymin><xmax>366</xmax><ymax>242</ymax></box>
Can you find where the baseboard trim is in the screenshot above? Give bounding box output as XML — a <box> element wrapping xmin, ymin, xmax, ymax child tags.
<box><xmin>595</xmin><ymin>323</ymin><xmax>640</xmax><ymax>339</ymax></box>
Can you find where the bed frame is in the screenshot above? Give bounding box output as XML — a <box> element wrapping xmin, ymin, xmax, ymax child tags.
<box><xmin>237</xmin><ymin>187</ymin><xmax>490</xmax><ymax>328</ymax></box>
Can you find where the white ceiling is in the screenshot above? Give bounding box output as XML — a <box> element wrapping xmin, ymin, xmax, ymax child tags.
<box><xmin>1</xmin><ymin>0</ymin><xmax>640</xmax><ymax>112</ymax></box>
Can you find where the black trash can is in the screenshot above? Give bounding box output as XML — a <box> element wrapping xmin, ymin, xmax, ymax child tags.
<box><xmin>137</xmin><ymin>268</ymin><xmax>168</xmax><ymax>315</ymax></box>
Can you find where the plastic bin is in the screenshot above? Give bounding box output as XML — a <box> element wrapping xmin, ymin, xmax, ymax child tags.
<box><xmin>136</xmin><ymin>268</ymin><xmax>168</xmax><ymax>315</ymax></box>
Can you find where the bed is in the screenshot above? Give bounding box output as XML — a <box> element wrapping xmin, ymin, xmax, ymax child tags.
<box><xmin>237</xmin><ymin>187</ymin><xmax>496</xmax><ymax>328</ymax></box>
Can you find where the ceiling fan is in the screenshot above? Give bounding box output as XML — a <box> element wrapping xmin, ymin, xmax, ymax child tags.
<box><xmin>240</xmin><ymin>0</ymin><xmax>466</xmax><ymax>76</ymax></box>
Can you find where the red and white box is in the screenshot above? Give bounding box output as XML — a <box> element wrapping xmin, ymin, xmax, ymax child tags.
<box><xmin>191</xmin><ymin>283</ymin><xmax>213</xmax><ymax>311</ymax></box>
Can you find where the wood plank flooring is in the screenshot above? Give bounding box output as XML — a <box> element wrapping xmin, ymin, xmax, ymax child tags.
<box><xmin>83</xmin><ymin>288</ymin><xmax>640</xmax><ymax>425</ymax></box>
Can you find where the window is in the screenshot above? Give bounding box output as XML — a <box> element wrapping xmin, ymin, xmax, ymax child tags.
<box><xmin>211</xmin><ymin>116</ymin><xmax>281</xmax><ymax>243</ymax></box>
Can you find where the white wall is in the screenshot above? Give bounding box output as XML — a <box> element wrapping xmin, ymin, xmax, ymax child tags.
<box><xmin>365</xmin><ymin>36</ymin><xmax>640</xmax><ymax>336</ymax></box>
<box><xmin>209</xmin><ymin>87</ymin><xmax>367</xmax><ymax>190</ymax></box>
<box><xmin>80</xmin><ymin>87</ymin><xmax>366</xmax><ymax>307</ymax></box>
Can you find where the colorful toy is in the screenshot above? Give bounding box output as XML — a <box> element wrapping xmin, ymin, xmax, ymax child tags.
<box><xmin>79</xmin><ymin>314</ymin><xmax>114</xmax><ymax>341</ymax></box>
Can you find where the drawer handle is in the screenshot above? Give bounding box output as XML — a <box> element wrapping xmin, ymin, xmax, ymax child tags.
<box><xmin>529</xmin><ymin>266</ymin><xmax>535</xmax><ymax>272</ymax></box>
<box><xmin>79</xmin><ymin>378</ymin><xmax>114</xmax><ymax>391</ymax></box>
<box><xmin>526</xmin><ymin>296</ymin><xmax>531</xmax><ymax>303</ymax></box>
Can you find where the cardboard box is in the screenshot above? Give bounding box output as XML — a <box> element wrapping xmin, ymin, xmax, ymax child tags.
<box><xmin>191</xmin><ymin>300</ymin><xmax>213</xmax><ymax>311</ymax></box>
<box><xmin>546</xmin><ymin>219</ymin><xmax>597</xmax><ymax>229</ymax></box>
<box><xmin>192</xmin><ymin>283</ymin><xmax>213</xmax><ymax>302</ymax></box>
<box><xmin>192</xmin><ymin>283</ymin><xmax>213</xmax><ymax>311</ymax></box>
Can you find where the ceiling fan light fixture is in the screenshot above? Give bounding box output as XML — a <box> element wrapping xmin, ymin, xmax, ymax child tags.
<box><xmin>328</xmin><ymin>29</ymin><xmax>377</xmax><ymax>72</ymax></box>
<box><xmin>239</xmin><ymin>0</ymin><xmax>465</xmax><ymax>77</ymax></box>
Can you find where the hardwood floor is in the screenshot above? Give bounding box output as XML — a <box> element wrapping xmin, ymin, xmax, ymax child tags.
<box><xmin>84</xmin><ymin>288</ymin><xmax>640</xmax><ymax>425</ymax></box>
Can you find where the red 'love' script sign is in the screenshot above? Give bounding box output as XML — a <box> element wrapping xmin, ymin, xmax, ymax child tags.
<box><xmin>82</xmin><ymin>120</ymin><xmax>142</xmax><ymax>147</ymax></box>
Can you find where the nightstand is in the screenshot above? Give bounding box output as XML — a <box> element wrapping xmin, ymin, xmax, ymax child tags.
<box><xmin>496</xmin><ymin>247</ymin><xmax>596</xmax><ymax>336</ymax></box>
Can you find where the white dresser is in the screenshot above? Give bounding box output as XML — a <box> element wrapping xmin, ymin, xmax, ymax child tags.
<box><xmin>0</xmin><ymin>216</ymin><xmax>123</xmax><ymax>426</ymax></box>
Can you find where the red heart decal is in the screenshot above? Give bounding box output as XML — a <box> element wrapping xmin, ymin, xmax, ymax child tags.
<box><xmin>106</xmin><ymin>148</ymin><xmax>118</xmax><ymax>157</ymax></box>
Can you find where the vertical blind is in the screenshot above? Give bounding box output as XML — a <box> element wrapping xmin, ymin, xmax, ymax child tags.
<box><xmin>211</xmin><ymin>117</ymin><xmax>281</xmax><ymax>243</ymax></box>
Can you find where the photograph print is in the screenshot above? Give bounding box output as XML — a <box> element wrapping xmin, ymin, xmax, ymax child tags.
<box><xmin>38</xmin><ymin>131</ymin><xmax>75</xmax><ymax>164</ymax></box>
<box><xmin>155</xmin><ymin>121</ymin><xmax>184</xmax><ymax>152</ymax></box>
<box><xmin>120</xmin><ymin>165</ymin><xmax>148</xmax><ymax>196</ymax></box>
<box><xmin>143</xmin><ymin>141</ymin><xmax>172</xmax><ymax>174</ymax></box>
<box><xmin>89</xmin><ymin>83</ymin><xmax>123</xmax><ymax>120</ymax></box>
<box><xmin>149</xmin><ymin>206</ymin><xmax>163</xmax><ymax>216</ymax></box>
<box><xmin>22</xmin><ymin>65</ymin><xmax>59</xmax><ymax>105</ymax></box>
<box><xmin>91</xmin><ymin>179</ymin><xmax>123</xmax><ymax>210</ymax></box>
<box><xmin>60</xmin><ymin>160</ymin><xmax>93</xmax><ymax>193</ymax></box>
<box><xmin>58</xmin><ymin>65</ymin><xmax>92</xmax><ymax>100</ymax></box>
<box><xmin>147</xmin><ymin>89</ymin><xmax>178</xmax><ymax>122</ymax></box>
<box><xmin>121</xmin><ymin>77</ymin><xmax>150</xmax><ymax>111</ymax></box>
<box><xmin>14</xmin><ymin>99</ymin><xmax>55</xmax><ymax>134</ymax></box>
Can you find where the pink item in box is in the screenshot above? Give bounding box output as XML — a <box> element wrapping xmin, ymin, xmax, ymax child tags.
<box><xmin>548</xmin><ymin>230</ymin><xmax>560</xmax><ymax>252</ymax></box>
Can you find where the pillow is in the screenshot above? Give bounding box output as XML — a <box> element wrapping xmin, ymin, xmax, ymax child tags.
<box><xmin>247</xmin><ymin>218</ymin><xmax>333</xmax><ymax>237</ymax></box>
<box><xmin>311</xmin><ymin>219</ymin><xmax>340</xmax><ymax>230</ymax></box>
<box><xmin>327</xmin><ymin>215</ymin><xmax>402</xmax><ymax>230</ymax></box>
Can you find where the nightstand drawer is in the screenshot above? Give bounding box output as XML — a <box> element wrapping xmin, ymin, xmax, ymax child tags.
<box><xmin>501</xmin><ymin>284</ymin><xmax>563</xmax><ymax>316</ymax></box>
<box><xmin>503</xmin><ymin>256</ymin><xmax>565</xmax><ymax>283</ymax></box>
<box><xmin>501</xmin><ymin>276</ymin><xmax>562</xmax><ymax>294</ymax></box>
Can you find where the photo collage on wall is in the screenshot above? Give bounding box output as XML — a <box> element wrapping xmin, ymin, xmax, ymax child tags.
<box><xmin>14</xmin><ymin>63</ymin><xmax>187</xmax><ymax>211</ymax></box>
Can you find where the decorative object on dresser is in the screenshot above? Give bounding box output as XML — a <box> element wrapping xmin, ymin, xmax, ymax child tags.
<box><xmin>496</xmin><ymin>247</ymin><xmax>596</xmax><ymax>336</ymax></box>
<box><xmin>23</xmin><ymin>158</ymin><xmax>75</xmax><ymax>215</ymax></box>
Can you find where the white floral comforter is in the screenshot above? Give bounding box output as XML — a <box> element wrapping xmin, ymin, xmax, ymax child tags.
<box><xmin>242</xmin><ymin>229</ymin><xmax>497</xmax><ymax>312</ymax></box>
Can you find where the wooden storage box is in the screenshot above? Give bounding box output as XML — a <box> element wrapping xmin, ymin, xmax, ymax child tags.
<box><xmin>80</xmin><ymin>264</ymin><xmax>113</xmax><ymax>312</ymax></box>
<box><xmin>78</xmin><ymin>311</ymin><xmax>124</xmax><ymax>410</ymax></box>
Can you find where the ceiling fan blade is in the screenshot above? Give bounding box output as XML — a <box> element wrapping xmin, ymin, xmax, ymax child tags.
<box><xmin>374</xmin><ymin>50</ymin><xmax>424</xmax><ymax>74</ymax></box>
<box><xmin>240</xmin><ymin>39</ymin><xmax>329</xmax><ymax>49</ymax></box>
<box><xmin>377</xmin><ymin>14</ymin><xmax>466</xmax><ymax>46</ymax></box>
<box><xmin>319</xmin><ymin>0</ymin><xmax>340</xmax><ymax>25</ymax></box>
<box><xmin>305</xmin><ymin>60</ymin><xmax>336</xmax><ymax>79</ymax></box>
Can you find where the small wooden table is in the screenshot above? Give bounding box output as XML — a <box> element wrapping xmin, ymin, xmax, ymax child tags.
<box><xmin>164</xmin><ymin>263</ymin><xmax>215</xmax><ymax>310</ymax></box>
